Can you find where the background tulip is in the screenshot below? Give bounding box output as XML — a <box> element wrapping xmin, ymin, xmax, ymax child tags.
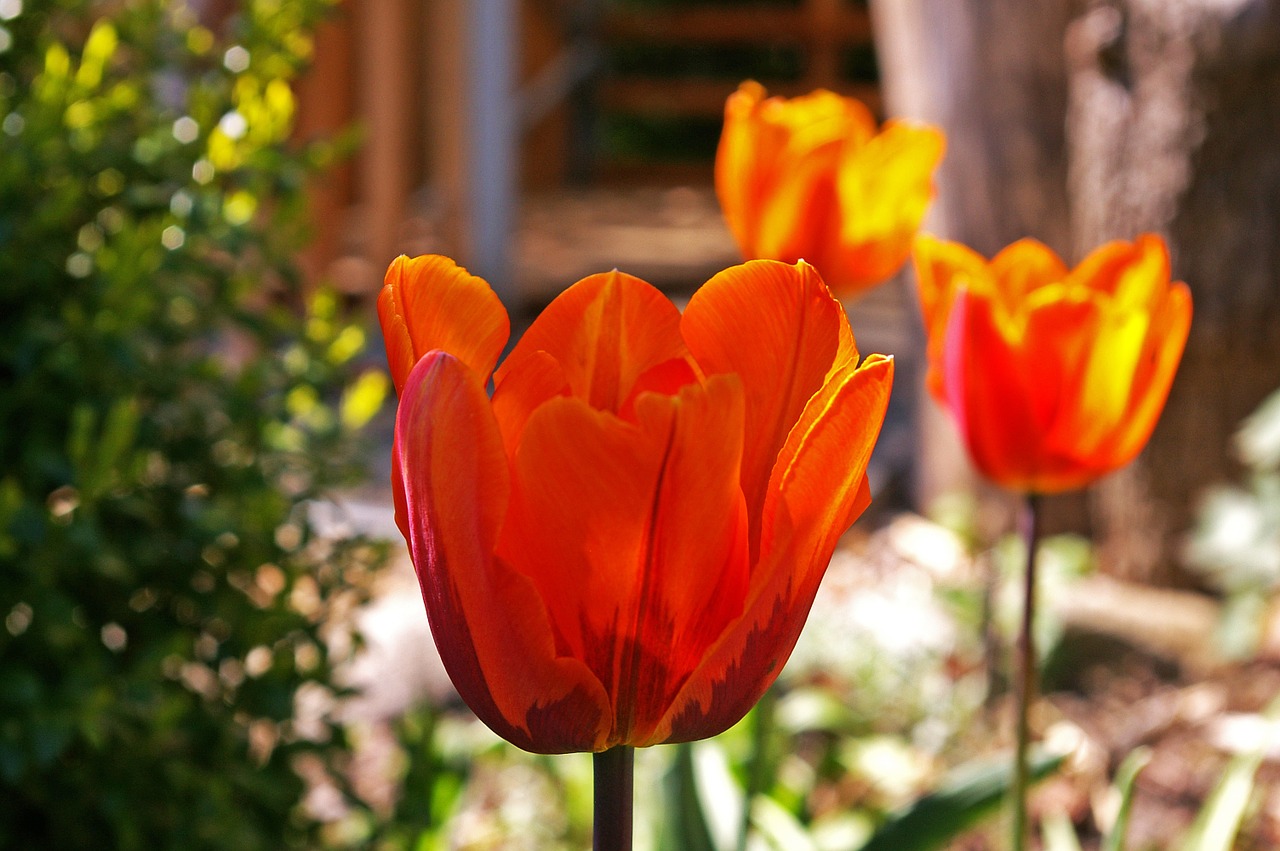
<box><xmin>913</xmin><ymin>232</ymin><xmax>1192</xmax><ymax>851</ymax></box>
<box><xmin>913</xmin><ymin>233</ymin><xmax>1192</xmax><ymax>495</ymax></box>
<box><xmin>716</xmin><ymin>80</ymin><xmax>944</xmax><ymax>297</ymax></box>
<box><xmin>379</xmin><ymin>254</ymin><xmax>893</xmax><ymax>755</ymax></box>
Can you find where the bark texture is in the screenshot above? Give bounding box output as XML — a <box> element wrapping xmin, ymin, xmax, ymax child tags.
<box><xmin>874</xmin><ymin>0</ymin><xmax>1280</xmax><ymax>580</ymax></box>
<box><xmin>1067</xmin><ymin>0</ymin><xmax>1280</xmax><ymax>581</ymax></box>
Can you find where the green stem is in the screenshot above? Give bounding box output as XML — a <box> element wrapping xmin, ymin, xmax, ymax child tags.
<box><xmin>737</xmin><ymin>686</ymin><xmax>778</xmax><ymax>851</ymax></box>
<box><xmin>594</xmin><ymin>746</ymin><xmax>635</xmax><ymax>851</ymax></box>
<box><xmin>1011</xmin><ymin>493</ymin><xmax>1042</xmax><ymax>851</ymax></box>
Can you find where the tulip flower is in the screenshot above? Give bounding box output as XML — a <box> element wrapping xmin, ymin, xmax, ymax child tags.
<box><xmin>716</xmin><ymin>81</ymin><xmax>944</xmax><ymax>296</ymax></box>
<box><xmin>378</xmin><ymin>254</ymin><xmax>893</xmax><ymax>755</ymax></box>
<box><xmin>912</xmin><ymin>232</ymin><xmax>1191</xmax><ymax>851</ymax></box>
<box><xmin>913</xmin><ymin>233</ymin><xmax>1192</xmax><ymax>495</ymax></box>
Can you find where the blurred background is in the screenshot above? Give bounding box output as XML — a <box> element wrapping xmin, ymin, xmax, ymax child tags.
<box><xmin>3</xmin><ymin>0</ymin><xmax>1280</xmax><ymax>848</ymax></box>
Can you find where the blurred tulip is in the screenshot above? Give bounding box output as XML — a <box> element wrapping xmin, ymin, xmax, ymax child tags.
<box><xmin>716</xmin><ymin>80</ymin><xmax>944</xmax><ymax>296</ymax></box>
<box><xmin>913</xmin><ymin>233</ymin><xmax>1192</xmax><ymax>494</ymax></box>
<box><xmin>379</xmin><ymin>255</ymin><xmax>893</xmax><ymax>753</ymax></box>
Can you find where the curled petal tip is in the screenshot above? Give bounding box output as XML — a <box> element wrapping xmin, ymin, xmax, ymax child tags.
<box><xmin>377</xmin><ymin>254</ymin><xmax>510</xmax><ymax>395</ymax></box>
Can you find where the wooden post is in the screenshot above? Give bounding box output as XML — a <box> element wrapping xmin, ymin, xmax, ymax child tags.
<box><xmin>294</xmin><ymin>1</ymin><xmax>357</xmax><ymax>288</ymax></box>
<box><xmin>361</xmin><ymin>0</ymin><xmax>414</xmax><ymax>277</ymax></box>
<box><xmin>427</xmin><ymin>0</ymin><xmax>468</xmax><ymax>258</ymax></box>
<box><xmin>805</xmin><ymin>0</ymin><xmax>844</xmax><ymax>89</ymax></box>
<box><xmin>466</xmin><ymin>0</ymin><xmax>519</xmax><ymax>300</ymax></box>
<box><xmin>425</xmin><ymin>0</ymin><xmax>518</xmax><ymax>306</ymax></box>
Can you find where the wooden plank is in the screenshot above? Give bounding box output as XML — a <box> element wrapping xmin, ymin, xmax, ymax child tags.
<box><xmin>361</xmin><ymin>0</ymin><xmax>414</xmax><ymax>274</ymax></box>
<box><xmin>598</xmin><ymin>78</ymin><xmax>882</xmax><ymax>118</ymax></box>
<box><xmin>293</xmin><ymin>0</ymin><xmax>356</xmax><ymax>287</ymax></box>
<box><xmin>427</xmin><ymin>0</ymin><xmax>467</xmax><ymax>256</ymax></box>
<box><xmin>804</xmin><ymin>0</ymin><xmax>846</xmax><ymax>88</ymax></box>
<box><xmin>600</xmin><ymin>5</ymin><xmax>873</xmax><ymax>45</ymax></box>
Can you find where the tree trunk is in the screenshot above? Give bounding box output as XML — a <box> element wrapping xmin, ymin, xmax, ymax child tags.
<box><xmin>1067</xmin><ymin>0</ymin><xmax>1280</xmax><ymax>582</ymax></box>
<box><xmin>871</xmin><ymin>0</ymin><xmax>1086</xmax><ymax>532</ymax></box>
<box><xmin>873</xmin><ymin>0</ymin><xmax>1280</xmax><ymax>580</ymax></box>
<box><xmin>872</xmin><ymin>0</ymin><xmax>1075</xmax><ymax>258</ymax></box>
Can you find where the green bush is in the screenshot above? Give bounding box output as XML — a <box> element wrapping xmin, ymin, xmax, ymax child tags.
<box><xmin>0</xmin><ymin>2</ymin><xmax>389</xmax><ymax>847</ymax></box>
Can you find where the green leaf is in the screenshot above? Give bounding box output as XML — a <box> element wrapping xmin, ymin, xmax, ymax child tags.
<box><xmin>663</xmin><ymin>741</ymin><xmax>736</xmax><ymax>851</ymax></box>
<box><xmin>1101</xmin><ymin>747</ymin><xmax>1151</xmax><ymax>851</ymax></box>
<box><xmin>752</xmin><ymin>795</ymin><xmax>818</xmax><ymax>851</ymax></box>
<box><xmin>1041</xmin><ymin>810</ymin><xmax>1083</xmax><ymax>851</ymax></box>
<box><xmin>75</xmin><ymin>21</ymin><xmax>118</xmax><ymax>91</ymax></box>
<box><xmin>1179</xmin><ymin>752</ymin><xmax>1262</xmax><ymax>851</ymax></box>
<box><xmin>854</xmin><ymin>748</ymin><xmax>1066</xmax><ymax>851</ymax></box>
<box><xmin>1179</xmin><ymin>695</ymin><xmax>1280</xmax><ymax>851</ymax></box>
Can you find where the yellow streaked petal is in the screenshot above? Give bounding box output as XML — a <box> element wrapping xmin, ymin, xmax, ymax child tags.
<box><xmin>990</xmin><ymin>238</ymin><xmax>1069</xmax><ymax>301</ymax></box>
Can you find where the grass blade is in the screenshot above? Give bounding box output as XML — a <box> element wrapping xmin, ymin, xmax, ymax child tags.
<box><xmin>855</xmin><ymin>748</ymin><xmax>1065</xmax><ymax>851</ymax></box>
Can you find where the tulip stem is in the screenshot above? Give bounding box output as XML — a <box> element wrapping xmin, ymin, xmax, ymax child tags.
<box><xmin>594</xmin><ymin>746</ymin><xmax>634</xmax><ymax>851</ymax></box>
<box><xmin>1011</xmin><ymin>493</ymin><xmax>1042</xmax><ymax>851</ymax></box>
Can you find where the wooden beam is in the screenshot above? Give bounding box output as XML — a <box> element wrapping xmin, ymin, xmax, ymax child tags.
<box><xmin>600</xmin><ymin>5</ymin><xmax>873</xmax><ymax>45</ymax></box>
<box><xmin>598</xmin><ymin>78</ymin><xmax>882</xmax><ymax>118</ymax></box>
<box><xmin>804</xmin><ymin>0</ymin><xmax>845</xmax><ymax>89</ymax></box>
<box><xmin>465</xmin><ymin>0</ymin><xmax>518</xmax><ymax>299</ymax></box>
<box><xmin>362</xmin><ymin>0</ymin><xmax>414</xmax><ymax>274</ymax></box>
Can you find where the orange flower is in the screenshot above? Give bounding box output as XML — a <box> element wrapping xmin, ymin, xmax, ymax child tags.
<box><xmin>379</xmin><ymin>255</ymin><xmax>893</xmax><ymax>753</ymax></box>
<box><xmin>913</xmin><ymin>234</ymin><xmax>1192</xmax><ymax>494</ymax></box>
<box><xmin>716</xmin><ymin>80</ymin><xmax>944</xmax><ymax>296</ymax></box>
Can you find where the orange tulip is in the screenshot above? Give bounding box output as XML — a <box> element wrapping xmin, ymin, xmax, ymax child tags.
<box><xmin>913</xmin><ymin>233</ymin><xmax>1192</xmax><ymax>494</ymax></box>
<box><xmin>379</xmin><ymin>255</ymin><xmax>893</xmax><ymax>753</ymax></box>
<box><xmin>716</xmin><ymin>80</ymin><xmax>944</xmax><ymax>296</ymax></box>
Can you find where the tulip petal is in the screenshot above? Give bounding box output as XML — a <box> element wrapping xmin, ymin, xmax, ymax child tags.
<box><xmin>1049</xmin><ymin>293</ymin><xmax>1156</xmax><ymax>463</ymax></box>
<box><xmin>491</xmin><ymin>349</ymin><xmax>571</xmax><ymax>460</ymax></box>
<box><xmin>1019</xmin><ymin>286</ymin><xmax>1107</xmax><ymax>443</ymax></box>
<box><xmin>1111</xmin><ymin>234</ymin><xmax>1173</xmax><ymax>310</ymax></box>
<box><xmin>495</xmin><ymin>270</ymin><xmax>694</xmax><ymax>415</ymax></box>
<box><xmin>717</xmin><ymin>81</ymin><xmax>776</xmax><ymax>257</ymax></box>
<box><xmin>717</xmin><ymin>82</ymin><xmax>877</xmax><ymax>267</ymax></box>
<box><xmin>755</xmin><ymin>145</ymin><xmax>843</xmax><ymax>271</ymax></box>
<box><xmin>912</xmin><ymin>235</ymin><xmax>991</xmax><ymax>399</ymax></box>
<box><xmin>378</xmin><ymin>255</ymin><xmax>511</xmax><ymax>394</ymax></box>
<box><xmin>763</xmin><ymin>354</ymin><xmax>893</xmax><ymax>554</ymax></box>
<box><xmin>682</xmin><ymin>260</ymin><xmax>847</xmax><ymax>557</ymax></box>
<box><xmin>657</xmin><ymin>354</ymin><xmax>893</xmax><ymax>743</ymax></box>
<box><xmin>836</xmin><ymin>122</ymin><xmax>945</xmax><ymax>288</ymax></box>
<box><xmin>990</xmin><ymin>239</ymin><xmax>1069</xmax><ymax>303</ymax></box>
<box><xmin>499</xmin><ymin>375</ymin><xmax>751</xmax><ymax>747</ymax></box>
<box><xmin>395</xmin><ymin>352</ymin><xmax>610</xmax><ymax>753</ymax></box>
<box><xmin>1110</xmin><ymin>280</ymin><xmax>1192</xmax><ymax>463</ymax></box>
<box><xmin>1064</xmin><ymin>238</ymin><xmax>1144</xmax><ymax>298</ymax></box>
<box><xmin>941</xmin><ymin>289</ymin><xmax>1050</xmax><ymax>491</ymax></box>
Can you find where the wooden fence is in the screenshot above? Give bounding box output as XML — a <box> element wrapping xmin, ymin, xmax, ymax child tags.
<box><xmin>293</xmin><ymin>0</ymin><xmax>881</xmax><ymax>293</ymax></box>
<box><xmin>598</xmin><ymin>1</ymin><xmax>879</xmax><ymax>119</ymax></box>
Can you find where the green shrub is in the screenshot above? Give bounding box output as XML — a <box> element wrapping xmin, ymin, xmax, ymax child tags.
<box><xmin>0</xmin><ymin>2</ymin><xmax>388</xmax><ymax>847</ymax></box>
